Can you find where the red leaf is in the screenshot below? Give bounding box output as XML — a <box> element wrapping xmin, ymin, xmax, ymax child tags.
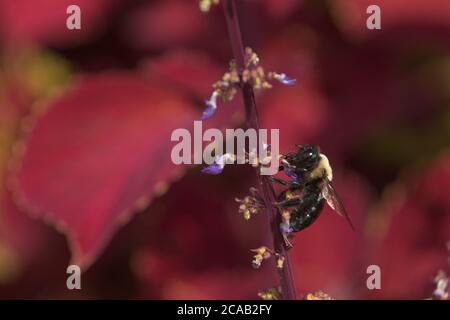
<box><xmin>142</xmin><ymin>51</ymin><xmax>245</xmax><ymax>129</ymax></box>
<box><xmin>130</xmin><ymin>170</ymin><xmax>276</xmax><ymax>299</ymax></box>
<box><xmin>259</xmin><ymin>86</ymin><xmax>328</xmax><ymax>152</ymax></box>
<box><xmin>0</xmin><ymin>80</ymin><xmax>71</xmax><ymax>293</ymax></box>
<box><xmin>11</xmin><ymin>72</ymin><xmax>196</xmax><ymax>269</ymax></box>
<box><xmin>259</xmin><ymin>32</ymin><xmax>328</xmax><ymax>152</ymax></box>
<box><xmin>0</xmin><ymin>0</ymin><xmax>123</xmax><ymax>47</ymax></box>
<box><xmin>262</xmin><ymin>0</ymin><xmax>303</xmax><ymax>20</ymax></box>
<box><xmin>121</xmin><ymin>0</ymin><xmax>210</xmax><ymax>51</ymax></box>
<box><xmin>142</xmin><ymin>50</ymin><xmax>223</xmax><ymax>100</ymax></box>
<box><xmin>134</xmin><ymin>252</ymin><xmax>272</xmax><ymax>299</ymax></box>
<box><xmin>331</xmin><ymin>0</ymin><xmax>450</xmax><ymax>39</ymax></box>
<box><xmin>288</xmin><ymin>171</ymin><xmax>373</xmax><ymax>298</ymax></box>
<box><xmin>368</xmin><ymin>153</ymin><xmax>450</xmax><ymax>299</ymax></box>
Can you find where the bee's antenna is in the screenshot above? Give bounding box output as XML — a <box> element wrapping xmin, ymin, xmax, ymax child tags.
<box><xmin>286</xmin><ymin>144</ymin><xmax>299</xmax><ymax>154</ymax></box>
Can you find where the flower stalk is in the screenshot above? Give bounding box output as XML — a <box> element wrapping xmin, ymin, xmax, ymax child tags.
<box><xmin>222</xmin><ymin>0</ymin><xmax>297</xmax><ymax>300</ymax></box>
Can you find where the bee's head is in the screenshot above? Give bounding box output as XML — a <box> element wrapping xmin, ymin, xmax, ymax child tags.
<box><xmin>294</xmin><ymin>144</ymin><xmax>320</xmax><ymax>171</ymax></box>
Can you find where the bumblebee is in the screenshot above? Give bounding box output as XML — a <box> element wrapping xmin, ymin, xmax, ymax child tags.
<box><xmin>269</xmin><ymin>145</ymin><xmax>354</xmax><ymax>234</ymax></box>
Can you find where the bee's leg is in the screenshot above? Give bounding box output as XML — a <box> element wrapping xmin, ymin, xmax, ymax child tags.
<box><xmin>268</xmin><ymin>176</ymin><xmax>289</xmax><ymax>186</ymax></box>
<box><xmin>274</xmin><ymin>197</ymin><xmax>302</xmax><ymax>209</ymax></box>
<box><xmin>277</xmin><ymin>189</ymin><xmax>289</xmax><ymax>201</ymax></box>
<box><xmin>269</xmin><ymin>177</ymin><xmax>302</xmax><ymax>198</ymax></box>
<box><xmin>277</xmin><ymin>188</ymin><xmax>300</xmax><ymax>201</ymax></box>
<box><xmin>249</xmin><ymin>187</ymin><xmax>260</xmax><ymax>197</ymax></box>
<box><xmin>269</xmin><ymin>176</ymin><xmax>301</xmax><ymax>188</ymax></box>
<box><xmin>249</xmin><ymin>187</ymin><xmax>264</xmax><ymax>204</ymax></box>
<box><xmin>287</xmin><ymin>181</ymin><xmax>301</xmax><ymax>191</ymax></box>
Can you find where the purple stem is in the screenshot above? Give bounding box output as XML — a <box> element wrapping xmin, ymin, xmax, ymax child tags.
<box><xmin>222</xmin><ymin>0</ymin><xmax>297</xmax><ymax>300</ymax></box>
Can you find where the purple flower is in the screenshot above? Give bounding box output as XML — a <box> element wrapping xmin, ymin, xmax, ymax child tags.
<box><xmin>280</xmin><ymin>221</ymin><xmax>293</xmax><ymax>235</ymax></box>
<box><xmin>432</xmin><ymin>271</ymin><xmax>449</xmax><ymax>300</ymax></box>
<box><xmin>284</xmin><ymin>168</ymin><xmax>299</xmax><ymax>182</ymax></box>
<box><xmin>274</xmin><ymin>73</ymin><xmax>296</xmax><ymax>86</ymax></box>
<box><xmin>252</xmin><ymin>260</ymin><xmax>262</xmax><ymax>269</ymax></box>
<box><xmin>280</xmin><ymin>221</ymin><xmax>293</xmax><ymax>248</ymax></box>
<box><xmin>201</xmin><ymin>153</ymin><xmax>236</xmax><ymax>175</ymax></box>
<box><xmin>281</xmin><ymin>158</ymin><xmax>299</xmax><ymax>182</ymax></box>
<box><xmin>201</xmin><ymin>91</ymin><xmax>219</xmax><ymax>120</ymax></box>
<box><xmin>201</xmin><ymin>163</ymin><xmax>223</xmax><ymax>175</ymax></box>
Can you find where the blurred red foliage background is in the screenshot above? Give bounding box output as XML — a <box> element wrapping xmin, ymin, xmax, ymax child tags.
<box><xmin>0</xmin><ymin>0</ymin><xmax>449</xmax><ymax>299</ymax></box>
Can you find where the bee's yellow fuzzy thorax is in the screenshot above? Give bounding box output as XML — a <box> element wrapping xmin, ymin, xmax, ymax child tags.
<box><xmin>309</xmin><ymin>154</ymin><xmax>333</xmax><ymax>181</ymax></box>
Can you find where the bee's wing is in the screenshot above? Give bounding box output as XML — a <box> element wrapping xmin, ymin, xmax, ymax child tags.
<box><xmin>322</xmin><ymin>179</ymin><xmax>355</xmax><ymax>231</ymax></box>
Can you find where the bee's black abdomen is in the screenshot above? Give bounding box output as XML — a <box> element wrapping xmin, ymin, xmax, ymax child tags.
<box><xmin>290</xmin><ymin>197</ymin><xmax>325</xmax><ymax>232</ymax></box>
<box><xmin>290</xmin><ymin>181</ymin><xmax>325</xmax><ymax>232</ymax></box>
